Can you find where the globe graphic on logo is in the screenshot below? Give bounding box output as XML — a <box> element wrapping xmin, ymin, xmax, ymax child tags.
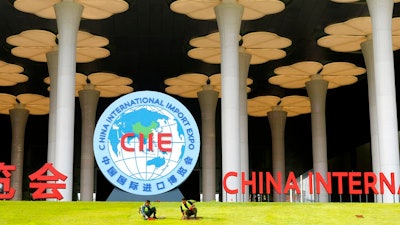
<box><xmin>108</xmin><ymin>105</ymin><xmax>185</xmax><ymax>181</ymax></box>
<box><xmin>94</xmin><ymin>91</ymin><xmax>200</xmax><ymax>195</ymax></box>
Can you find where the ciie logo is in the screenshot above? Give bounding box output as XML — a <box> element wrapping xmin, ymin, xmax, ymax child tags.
<box><xmin>93</xmin><ymin>91</ymin><xmax>200</xmax><ymax>195</ymax></box>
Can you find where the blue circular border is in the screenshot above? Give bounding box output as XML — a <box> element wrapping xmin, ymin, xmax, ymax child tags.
<box><xmin>93</xmin><ymin>91</ymin><xmax>200</xmax><ymax>195</ymax></box>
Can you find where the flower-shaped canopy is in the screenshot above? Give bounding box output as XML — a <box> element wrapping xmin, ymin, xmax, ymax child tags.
<box><xmin>317</xmin><ymin>17</ymin><xmax>400</xmax><ymax>52</ymax></box>
<box><xmin>13</xmin><ymin>0</ymin><xmax>130</xmax><ymax>20</ymax></box>
<box><xmin>6</xmin><ymin>30</ymin><xmax>110</xmax><ymax>63</ymax></box>
<box><xmin>0</xmin><ymin>93</ymin><xmax>49</xmax><ymax>115</ymax></box>
<box><xmin>0</xmin><ymin>61</ymin><xmax>28</xmax><ymax>86</ymax></box>
<box><xmin>268</xmin><ymin>61</ymin><xmax>366</xmax><ymax>89</ymax></box>
<box><xmin>247</xmin><ymin>95</ymin><xmax>311</xmax><ymax>117</ymax></box>
<box><xmin>164</xmin><ymin>73</ymin><xmax>253</xmax><ymax>98</ymax></box>
<box><xmin>170</xmin><ymin>0</ymin><xmax>285</xmax><ymax>20</ymax></box>
<box><xmin>44</xmin><ymin>72</ymin><xmax>133</xmax><ymax>98</ymax></box>
<box><xmin>188</xmin><ymin>31</ymin><xmax>291</xmax><ymax>64</ymax></box>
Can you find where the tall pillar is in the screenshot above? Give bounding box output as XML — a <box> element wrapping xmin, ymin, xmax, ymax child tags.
<box><xmin>306</xmin><ymin>74</ymin><xmax>329</xmax><ymax>202</ymax></box>
<box><xmin>215</xmin><ymin>1</ymin><xmax>244</xmax><ymax>202</ymax></box>
<box><xmin>267</xmin><ymin>106</ymin><xmax>287</xmax><ymax>202</ymax></box>
<box><xmin>45</xmin><ymin>50</ymin><xmax>58</xmax><ymax>202</ymax></box>
<box><xmin>79</xmin><ymin>85</ymin><xmax>100</xmax><ymax>201</ymax></box>
<box><xmin>10</xmin><ymin>106</ymin><xmax>29</xmax><ymax>200</ymax></box>
<box><xmin>361</xmin><ymin>39</ymin><xmax>381</xmax><ymax>202</ymax></box>
<box><xmin>239</xmin><ymin>51</ymin><xmax>251</xmax><ymax>202</ymax></box>
<box><xmin>366</xmin><ymin>0</ymin><xmax>400</xmax><ymax>203</ymax></box>
<box><xmin>46</xmin><ymin>50</ymin><xmax>58</xmax><ymax>165</ymax></box>
<box><xmin>197</xmin><ymin>85</ymin><xmax>219</xmax><ymax>202</ymax></box>
<box><xmin>54</xmin><ymin>2</ymin><xmax>83</xmax><ymax>201</ymax></box>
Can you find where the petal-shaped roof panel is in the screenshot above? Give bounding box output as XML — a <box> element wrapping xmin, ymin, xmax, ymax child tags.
<box><xmin>0</xmin><ymin>93</ymin><xmax>16</xmax><ymax>114</ymax></box>
<box><xmin>11</xmin><ymin>47</ymin><xmax>54</xmax><ymax>62</ymax></box>
<box><xmin>245</xmin><ymin>49</ymin><xmax>287</xmax><ymax>64</ymax></box>
<box><xmin>165</xmin><ymin>85</ymin><xmax>204</xmax><ymax>98</ymax></box>
<box><xmin>240</xmin><ymin>0</ymin><xmax>285</xmax><ymax>20</ymax></box>
<box><xmin>0</xmin><ymin>94</ymin><xmax>49</xmax><ymax>115</ymax></box>
<box><xmin>269</xmin><ymin>61</ymin><xmax>365</xmax><ymax>89</ymax></box>
<box><xmin>0</xmin><ymin>61</ymin><xmax>24</xmax><ymax>73</ymax></box>
<box><xmin>6</xmin><ymin>30</ymin><xmax>57</xmax><ymax>47</ymax></box>
<box><xmin>45</xmin><ymin>73</ymin><xmax>133</xmax><ymax>98</ymax></box>
<box><xmin>242</xmin><ymin>32</ymin><xmax>292</xmax><ymax>49</ymax></box>
<box><xmin>13</xmin><ymin>0</ymin><xmax>129</xmax><ymax>20</ymax></box>
<box><xmin>248</xmin><ymin>95</ymin><xmax>310</xmax><ymax>117</ymax></box>
<box><xmin>171</xmin><ymin>0</ymin><xmax>284</xmax><ymax>21</ymax></box>
<box><xmin>268</xmin><ymin>75</ymin><xmax>310</xmax><ymax>89</ymax></box>
<box><xmin>76</xmin><ymin>32</ymin><xmax>110</xmax><ymax>47</ymax></box>
<box><xmin>280</xmin><ymin>96</ymin><xmax>311</xmax><ymax>116</ymax></box>
<box><xmin>164</xmin><ymin>73</ymin><xmax>252</xmax><ymax>98</ymax></box>
<box><xmin>318</xmin><ymin>17</ymin><xmax>400</xmax><ymax>52</ymax></box>
<box><xmin>17</xmin><ymin>94</ymin><xmax>50</xmax><ymax>115</ymax></box>
<box><xmin>0</xmin><ymin>61</ymin><xmax>28</xmax><ymax>86</ymax></box>
<box><xmin>247</xmin><ymin>95</ymin><xmax>281</xmax><ymax>117</ymax></box>
<box><xmin>324</xmin><ymin>76</ymin><xmax>358</xmax><ymax>88</ymax></box>
<box><xmin>188</xmin><ymin>48</ymin><xmax>222</xmax><ymax>64</ymax></box>
<box><xmin>94</xmin><ymin>86</ymin><xmax>133</xmax><ymax>98</ymax></box>
<box><xmin>317</xmin><ymin>35</ymin><xmax>367</xmax><ymax>52</ymax></box>
<box><xmin>189</xmin><ymin>33</ymin><xmax>227</xmax><ymax>48</ymax></box>
<box><xmin>75</xmin><ymin>73</ymin><xmax>90</xmax><ymax>86</ymax></box>
<box><xmin>7</xmin><ymin>30</ymin><xmax>110</xmax><ymax>63</ymax></box>
<box><xmin>88</xmin><ymin>73</ymin><xmax>133</xmax><ymax>86</ymax></box>
<box><xmin>274</xmin><ymin>61</ymin><xmax>323</xmax><ymax>76</ymax></box>
<box><xmin>76</xmin><ymin>48</ymin><xmax>110</xmax><ymax>63</ymax></box>
<box><xmin>0</xmin><ymin>74</ymin><xmax>28</xmax><ymax>86</ymax></box>
<box><xmin>165</xmin><ymin>73</ymin><xmax>216</xmax><ymax>98</ymax></box>
<box><xmin>44</xmin><ymin>73</ymin><xmax>87</xmax><ymax>86</ymax></box>
<box><xmin>164</xmin><ymin>73</ymin><xmax>209</xmax><ymax>86</ymax></box>
<box><xmin>170</xmin><ymin>0</ymin><xmax>219</xmax><ymax>20</ymax></box>
<box><xmin>321</xmin><ymin>62</ymin><xmax>366</xmax><ymax>76</ymax></box>
<box><xmin>324</xmin><ymin>17</ymin><xmax>372</xmax><ymax>36</ymax></box>
<box><xmin>188</xmin><ymin>31</ymin><xmax>291</xmax><ymax>64</ymax></box>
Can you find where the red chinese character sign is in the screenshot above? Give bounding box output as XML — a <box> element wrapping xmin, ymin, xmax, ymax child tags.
<box><xmin>0</xmin><ymin>162</ymin><xmax>16</xmax><ymax>199</ymax></box>
<box><xmin>0</xmin><ymin>162</ymin><xmax>67</xmax><ymax>200</ymax></box>
<box><xmin>28</xmin><ymin>163</ymin><xmax>67</xmax><ymax>200</ymax></box>
<box><xmin>93</xmin><ymin>91</ymin><xmax>200</xmax><ymax>195</ymax></box>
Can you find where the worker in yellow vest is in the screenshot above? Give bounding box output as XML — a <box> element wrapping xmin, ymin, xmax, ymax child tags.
<box><xmin>180</xmin><ymin>198</ymin><xmax>197</xmax><ymax>219</ymax></box>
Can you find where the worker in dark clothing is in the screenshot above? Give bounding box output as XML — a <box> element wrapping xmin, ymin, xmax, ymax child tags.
<box><xmin>140</xmin><ymin>200</ymin><xmax>157</xmax><ymax>220</ymax></box>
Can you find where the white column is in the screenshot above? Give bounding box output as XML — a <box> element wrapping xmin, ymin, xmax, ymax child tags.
<box><xmin>54</xmin><ymin>2</ymin><xmax>83</xmax><ymax>201</ymax></box>
<box><xmin>10</xmin><ymin>106</ymin><xmax>29</xmax><ymax>200</ymax></box>
<box><xmin>367</xmin><ymin>0</ymin><xmax>400</xmax><ymax>203</ymax></box>
<box><xmin>46</xmin><ymin>50</ymin><xmax>58</xmax><ymax>165</ymax></box>
<box><xmin>239</xmin><ymin>51</ymin><xmax>251</xmax><ymax>202</ymax></box>
<box><xmin>215</xmin><ymin>1</ymin><xmax>243</xmax><ymax>202</ymax></box>
<box><xmin>267</xmin><ymin>106</ymin><xmax>287</xmax><ymax>202</ymax></box>
<box><xmin>361</xmin><ymin>39</ymin><xmax>381</xmax><ymax>202</ymax></box>
<box><xmin>306</xmin><ymin>74</ymin><xmax>329</xmax><ymax>202</ymax></box>
<box><xmin>45</xmin><ymin>50</ymin><xmax>58</xmax><ymax>202</ymax></box>
<box><xmin>79</xmin><ymin>85</ymin><xmax>100</xmax><ymax>201</ymax></box>
<box><xmin>197</xmin><ymin>85</ymin><xmax>219</xmax><ymax>202</ymax></box>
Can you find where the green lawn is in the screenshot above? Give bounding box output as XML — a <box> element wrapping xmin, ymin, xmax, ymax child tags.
<box><xmin>0</xmin><ymin>201</ymin><xmax>400</xmax><ymax>225</ymax></box>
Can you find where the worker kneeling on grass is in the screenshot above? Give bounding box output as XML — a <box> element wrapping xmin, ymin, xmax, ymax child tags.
<box><xmin>140</xmin><ymin>200</ymin><xmax>157</xmax><ymax>220</ymax></box>
<box><xmin>180</xmin><ymin>198</ymin><xmax>197</xmax><ymax>219</ymax></box>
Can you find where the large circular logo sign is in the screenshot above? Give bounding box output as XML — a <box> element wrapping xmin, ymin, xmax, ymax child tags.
<box><xmin>93</xmin><ymin>91</ymin><xmax>200</xmax><ymax>195</ymax></box>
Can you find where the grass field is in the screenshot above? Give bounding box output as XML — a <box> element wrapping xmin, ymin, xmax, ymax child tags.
<box><xmin>1</xmin><ymin>201</ymin><xmax>400</xmax><ymax>225</ymax></box>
